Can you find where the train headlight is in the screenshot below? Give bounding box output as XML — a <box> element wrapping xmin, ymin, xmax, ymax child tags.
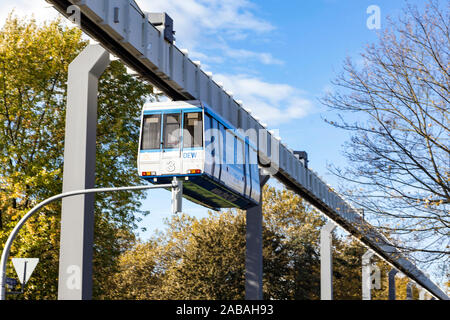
<box><xmin>142</xmin><ymin>171</ymin><xmax>156</xmax><ymax>176</ymax></box>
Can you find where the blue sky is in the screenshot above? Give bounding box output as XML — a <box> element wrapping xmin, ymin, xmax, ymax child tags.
<box><xmin>133</xmin><ymin>0</ymin><xmax>430</xmax><ymax>240</ymax></box>
<box><xmin>0</xmin><ymin>0</ymin><xmax>433</xmax><ymax>240</ymax></box>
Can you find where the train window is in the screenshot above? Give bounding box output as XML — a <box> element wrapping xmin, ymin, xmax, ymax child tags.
<box><xmin>183</xmin><ymin>112</ymin><xmax>203</xmax><ymax>148</ymax></box>
<box><xmin>220</xmin><ymin>123</ymin><xmax>226</xmax><ymax>164</ymax></box>
<box><xmin>141</xmin><ymin>114</ymin><xmax>161</xmax><ymax>150</ymax></box>
<box><xmin>236</xmin><ymin>138</ymin><xmax>244</xmax><ymax>171</ymax></box>
<box><xmin>236</xmin><ymin>139</ymin><xmax>244</xmax><ymax>165</ymax></box>
<box><xmin>250</xmin><ymin>147</ymin><xmax>259</xmax><ymax>179</ymax></box>
<box><xmin>204</xmin><ymin>114</ymin><xmax>212</xmax><ymax>146</ymax></box>
<box><xmin>245</xmin><ymin>143</ymin><xmax>251</xmax><ymax>194</ymax></box>
<box><xmin>163</xmin><ymin>113</ymin><xmax>181</xmax><ymax>149</ymax></box>
<box><xmin>213</xmin><ymin>119</ymin><xmax>222</xmax><ymax>164</ymax></box>
<box><xmin>226</xmin><ymin>129</ymin><xmax>235</xmax><ymax>165</ymax></box>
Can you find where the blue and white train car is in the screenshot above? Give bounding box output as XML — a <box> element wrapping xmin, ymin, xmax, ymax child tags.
<box><xmin>138</xmin><ymin>100</ymin><xmax>260</xmax><ymax>210</ymax></box>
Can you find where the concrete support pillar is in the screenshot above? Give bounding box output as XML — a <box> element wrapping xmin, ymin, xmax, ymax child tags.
<box><xmin>419</xmin><ymin>273</ymin><xmax>430</xmax><ymax>300</ymax></box>
<box><xmin>245</xmin><ymin>173</ymin><xmax>270</xmax><ymax>300</ymax></box>
<box><xmin>362</xmin><ymin>250</ymin><xmax>375</xmax><ymax>300</ymax></box>
<box><xmin>320</xmin><ymin>220</ymin><xmax>336</xmax><ymax>300</ymax></box>
<box><xmin>388</xmin><ymin>269</ymin><xmax>398</xmax><ymax>300</ymax></box>
<box><xmin>406</xmin><ymin>282</ymin><xmax>414</xmax><ymax>300</ymax></box>
<box><xmin>419</xmin><ymin>287</ymin><xmax>427</xmax><ymax>300</ymax></box>
<box><xmin>57</xmin><ymin>44</ymin><xmax>110</xmax><ymax>300</ymax></box>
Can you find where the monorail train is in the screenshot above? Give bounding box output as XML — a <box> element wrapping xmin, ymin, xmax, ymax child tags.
<box><xmin>138</xmin><ymin>100</ymin><xmax>260</xmax><ymax>210</ymax></box>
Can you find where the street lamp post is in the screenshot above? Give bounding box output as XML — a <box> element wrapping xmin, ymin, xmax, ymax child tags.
<box><xmin>0</xmin><ymin>183</ymin><xmax>177</xmax><ymax>300</ymax></box>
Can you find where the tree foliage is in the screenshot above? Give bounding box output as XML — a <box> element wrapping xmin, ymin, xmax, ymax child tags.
<box><xmin>0</xmin><ymin>15</ymin><xmax>155</xmax><ymax>299</ymax></box>
<box><xmin>321</xmin><ymin>0</ymin><xmax>449</xmax><ymax>267</ymax></box>
<box><xmin>105</xmin><ymin>186</ymin><xmax>399</xmax><ymax>300</ymax></box>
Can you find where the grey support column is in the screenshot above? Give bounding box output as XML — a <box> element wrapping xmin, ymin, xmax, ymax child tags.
<box><xmin>362</xmin><ymin>250</ymin><xmax>374</xmax><ymax>300</ymax></box>
<box><xmin>58</xmin><ymin>44</ymin><xmax>110</xmax><ymax>300</ymax></box>
<box><xmin>320</xmin><ymin>220</ymin><xmax>336</xmax><ymax>300</ymax></box>
<box><xmin>388</xmin><ymin>269</ymin><xmax>398</xmax><ymax>300</ymax></box>
<box><xmin>419</xmin><ymin>287</ymin><xmax>426</xmax><ymax>300</ymax></box>
<box><xmin>406</xmin><ymin>282</ymin><xmax>413</xmax><ymax>300</ymax></box>
<box><xmin>245</xmin><ymin>173</ymin><xmax>270</xmax><ymax>300</ymax></box>
<box><xmin>419</xmin><ymin>273</ymin><xmax>430</xmax><ymax>300</ymax></box>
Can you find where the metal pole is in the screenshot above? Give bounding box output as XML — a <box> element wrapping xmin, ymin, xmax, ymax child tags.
<box><xmin>320</xmin><ymin>220</ymin><xmax>336</xmax><ymax>300</ymax></box>
<box><xmin>57</xmin><ymin>44</ymin><xmax>110</xmax><ymax>300</ymax></box>
<box><xmin>0</xmin><ymin>184</ymin><xmax>171</xmax><ymax>300</ymax></box>
<box><xmin>245</xmin><ymin>173</ymin><xmax>270</xmax><ymax>300</ymax></box>
<box><xmin>362</xmin><ymin>250</ymin><xmax>374</xmax><ymax>300</ymax></box>
<box><xmin>171</xmin><ymin>177</ymin><xmax>183</xmax><ymax>214</ymax></box>
<box><xmin>21</xmin><ymin>261</ymin><xmax>27</xmax><ymax>294</ymax></box>
<box><xmin>388</xmin><ymin>268</ymin><xmax>398</xmax><ymax>300</ymax></box>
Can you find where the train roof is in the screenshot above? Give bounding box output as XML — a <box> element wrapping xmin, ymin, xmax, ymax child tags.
<box><xmin>142</xmin><ymin>100</ymin><xmax>203</xmax><ymax>111</ymax></box>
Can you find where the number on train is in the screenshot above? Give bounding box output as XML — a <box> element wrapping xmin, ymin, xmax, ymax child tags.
<box><xmin>138</xmin><ymin>100</ymin><xmax>261</xmax><ymax>210</ymax></box>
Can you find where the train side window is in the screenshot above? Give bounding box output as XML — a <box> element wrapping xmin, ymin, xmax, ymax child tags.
<box><xmin>236</xmin><ymin>138</ymin><xmax>244</xmax><ymax>171</ymax></box>
<box><xmin>204</xmin><ymin>113</ymin><xmax>212</xmax><ymax>149</ymax></box>
<box><xmin>226</xmin><ymin>129</ymin><xmax>235</xmax><ymax>165</ymax></box>
<box><xmin>220</xmin><ymin>123</ymin><xmax>227</xmax><ymax>165</ymax></box>
<box><xmin>141</xmin><ymin>114</ymin><xmax>161</xmax><ymax>150</ymax></box>
<box><xmin>245</xmin><ymin>143</ymin><xmax>251</xmax><ymax>190</ymax></box>
<box><xmin>183</xmin><ymin>112</ymin><xmax>203</xmax><ymax>148</ymax></box>
<box><xmin>250</xmin><ymin>147</ymin><xmax>259</xmax><ymax>179</ymax></box>
<box><xmin>163</xmin><ymin>113</ymin><xmax>181</xmax><ymax>149</ymax></box>
<box><xmin>211</xmin><ymin>118</ymin><xmax>221</xmax><ymax>162</ymax></box>
<box><xmin>204</xmin><ymin>114</ymin><xmax>211</xmax><ymax>141</ymax></box>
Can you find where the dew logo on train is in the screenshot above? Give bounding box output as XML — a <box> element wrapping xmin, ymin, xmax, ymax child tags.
<box><xmin>138</xmin><ymin>100</ymin><xmax>261</xmax><ymax>209</ymax></box>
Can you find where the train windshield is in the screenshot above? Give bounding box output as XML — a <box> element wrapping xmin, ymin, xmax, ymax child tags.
<box><xmin>141</xmin><ymin>111</ymin><xmax>203</xmax><ymax>151</ymax></box>
<box><xmin>183</xmin><ymin>112</ymin><xmax>203</xmax><ymax>148</ymax></box>
<box><xmin>163</xmin><ymin>113</ymin><xmax>181</xmax><ymax>149</ymax></box>
<box><xmin>141</xmin><ymin>114</ymin><xmax>161</xmax><ymax>150</ymax></box>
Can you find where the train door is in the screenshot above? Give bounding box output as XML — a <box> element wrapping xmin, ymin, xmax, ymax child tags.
<box><xmin>161</xmin><ymin>112</ymin><xmax>182</xmax><ymax>175</ymax></box>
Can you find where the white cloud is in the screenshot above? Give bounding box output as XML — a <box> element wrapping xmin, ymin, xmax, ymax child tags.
<box><xmin>136</xmin><ymin>0</ymin><xmax>278</xmax><ymax>64</ymax></box>
<box><xmin>137</xmin><ymin>0</ymin><xmax>274</xmax><ymax>46</ymax></box>
<box><xmin>219</xmin><ymin>45</ymin><xmax>284</xmax><ymax>66</ymax></box>
<box><xmin>213</xmin><ymin>74</ymin><xmax>315</xmax><ymax>126</ymax></box>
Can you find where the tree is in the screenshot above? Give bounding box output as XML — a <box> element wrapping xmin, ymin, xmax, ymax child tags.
<box><xmin>332</xmin><ymin>236</ymin><xmax>394</xmax><ymax>300</ymax></box>
<box><xmin>320</xmin><ymin>0</ymin><xmax>449</xmax><ymax>269</ymax></box>
<box><xmin>106</xmin><ymin>187</ymin><xmax>324</xmax><ymax>299</ymax></box>
<box><xmin>105</xmin><ymin>186</ymin><xmax>382</xmax><ymax>300</ymax></box>
<box><xmin>0</xmin><ymin>15</ymin><xmax>155</xmax><ymax>299</ymax></box>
